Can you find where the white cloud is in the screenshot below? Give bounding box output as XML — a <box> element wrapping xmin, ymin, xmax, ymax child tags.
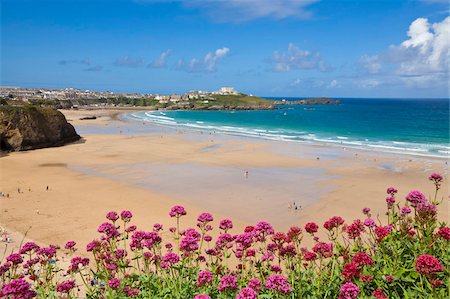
<box><xmin>290</xmin><ymin>78</ymin><xmax>302</xmax><ymax>87</ymax></box>
<box><xmin>359</xmin><ymin>54</ymin><xmax>381</xmax><ymax>74</ymax></box>
<box><xmin>327</xmin><ymin>79</ymin><xmax>339</xmax><ymax>88</ymax></box>
<box><xmin>271</xmin><ymin>43</ymin><xmax>330</xmax><ymax>72</ymax></box>
<box><xmin>113</xmin><ymin>56</ymin><xmax>144</xmax><ymax>68</ymax></box>
<box><xmin>394</xmin><ymin>17</ymin><xmax>449</xmax><ymax>86</ymax></box>
<box><xmin>357</xmin><ymin>16</ymin><xmax>449</xmax><ymax>88</ymax></box>
<box><xmin>177</xmin><ymin>47</ymin><xmax>230</xmax><ymax>73</ymax></box>
<box><xmin>149</xmin><ymin>49</ymin><xmax>172</xmax><ymax>68</ymax></box>
<box><xmin>139</xmin><ymin>0</ymin><xmax>319</xmax><ymax>23</ymax></box>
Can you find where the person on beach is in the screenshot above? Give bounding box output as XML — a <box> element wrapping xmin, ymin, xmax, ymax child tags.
<box><xmin>244</xmin><ymin>171</ymin><xmax>249</xmax><ymax>179</ymax></box>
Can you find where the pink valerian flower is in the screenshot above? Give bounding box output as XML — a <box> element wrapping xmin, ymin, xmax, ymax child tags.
<box><xmin>65</xmin><ymin>240</ymin><xmax>76</xmax><ymax>250</ymax></box>
<box><xmin>236</xmin><ymin>287</ymin><xmax>257</xmax><ymax>299</ymax></box>
<box><xmin>0</xmin><ymin>262</ymin><xmax>11</xmax><ymax>276</ymax></box>
<box><xmin>303</xmin><ymin>251</ymin><xmax>317</xmax><ymax>261</ymax></box>
<box><xmin>1</xmin><ymin>278</ymin><xmax>37</xmax><ymax>298</ymax></box>
<box><xmin>431</xmin><ymin>280</ymin><xmax>444</xmax><ymax>288</ymax></box>
<box><xmin>219</xmin><ymin>219</ymin><xmax>233</xmax><ymax>231</ymax></box>
<box><xmin>279</xmin><ymin>244</ymin><xmax>296</xmax><ymax>257</ymax></box>
<box><xmin>56</xmin><ymin>280</ymin><xmax>76</xmax><ymax>293</ymax></box>
<box><xmin>374</xmin><ymin>225</ymin><xmax>392</xmax><ymax>242</ymax></box>
<box><xmin>19</xmin><ymin>242</ymin><xmax>39</xmax><ymax>254</ymax></box>
<box><xmin>361</xmin><ymin>275</ymin><xmax>373</xmax><ymax>282</ymax></box>
<box><xmin>437</xmin><ymin>227</ymin><xmax>450</xmax><ymax>240</ymax></box>
<box><xmin>428</xmin><ymin>173</ymin><xmax>443</xmax><ymax>187</ymax></box>
<box><xmin>270</xmin><ymin>265</ymin><xmax>282</xmax><ymax>273</ymax></box>
<box><xmin>305</xmin><ymin>222</ymin><xmax>319</xmax><ymax>234</ymax></box>
<box><xmin>362</xmin><ymin>208</ymin><xmax>371</xmax><ymax>215</ymax></box>
<box><xmin>37</xmin><ymin>246</ymin><xmax>57</xmax><ymax>260</ymax></box>
<box><xmin>120</xmin><ymin>210</ymin><xmax>133</xmax><ymax>222</ymax></box>
<box><xmin>106</xmin><ymin>211</ymin><xmax>119</xmax><ymax>222</ymax></box>
<box><xmin>385</xmin><ymin>196</ymin><xmax>396</xmax><ymax>207</ymax></box>
<box><xmin>69</xmin><ymin>256</ymin><xmax>90</xmax><ymax>272</ymax></box>
<box><xmin>386</xmin><ymin>187</ymin><xmax>398</xmax><ymax>195</ymax></box>
<box><xmin>6</xmin><ymin>253</ymin><xmax>23</xmax><ymax>266</ymax></box>
<box><xmin>194</xmin><ymin>295</ymin><xmax>211</xmax><ymax>299</ymax></box>
<box><xmin>123</xmin><ymin>286</ymin><xmax>140</xmax><ymax>297</ymax></box>
<box><xmin>323</xmin><ymin>216</ymin><xmax>345</xmax><ymax>231</ymax></box>
<box><xmin>312</xmin><ymin>242</ymin><xmax>333</xmax><ymax>258</ymax></box>
<box><xmin>342</xmin><ymin>263</ymin><xmax>360</xmax><ymax>280</ymax></box>
<box><xmin>203</xmin><ymin>235</ymin><xmax>212</xmax><ymax>242</ymax></box>
<box><xmin>97</xmin><ymin>222</ymin><xmax>119</xmax><ymax>239</ymax></box>
<box><xmin>401</xmin><ymin>206</ymin><xmax>412</xmax><ymax>216</ymax></box>
<box><xmin>265</xmin><ymin>274</ymin><xmax>291</xmax><ymax>294</ymax></box>
<box><xmin>406</xmin><ymin>190</ymin><xmax>427</xmax><ymax>207</ymax></box>
<box><xmin>415</xmin><ymin>254</ymin><xmax>444</xmax><ymax>277</ymax></box>
<box><xmin>261</xmin><ymin>252</ymin><xmax>274</xmax><ymax>262</ymax></box>
<box><xmin>197</xmin><ymin>270</ymin><xmax>213</xmax><ymax>287</ymax></box>
<box><xmin>108</xmin><ymin>278</ymin><xmax>121</xmax><ymax>290</ymax></box>
<box><xmin>372</xmin><ymin>288</ymin><xmax>387</xmax><ymax>299</ymax></box>
<box><xmin>271</xmin><ymin>232</ymin><xmax>288</xmax><ymax>247</ymax></box>
<box><xmin>345</xmin><ymin>219</ymin><xmax>365</xmax><ymax>239</ymax></box>
<box><xmin>363</xmin><ymin>218</ymin><xmax>376</xmax><ymax>228</ymax></box>
<box><xmin>416</xmin><ymin>201</ymin><xmax>437</xmax><ymax>222</ymax></box>
<box><xmin>216</xmin><ymin>233</ymin><xmax>234</xmax><ymax>249</ymax></box>
<box><xmin>235</xmin><ymin>232</ymin><xmax>254</xmax><ymax>249</ymax></box>
<box><xmin>218</xmin><ymin>275</ymin><xmax>238</xmax><ymax>292</ymax></box>
<box><xmin>254</xmin><ymin>221</ymin><xmax>274</xmax><ymax>239</ymax></box>
<box><xmin>197</xmin><ymin>212</ymin><xmax>213</xmax><ymax>224</ymax></box>
<box><xmin>352</xmin><ymin>252</ymin><xmax>374</xmax><ymax>267</ymax></box>
<box><xmin>248</xmin><ymin>278</ymin><xmax>262</xmax><ymax>292</ymax></box>
<box><xmin>86</xmin><ymin>239</ymin><xmax>101</xmax><ymax>252</ymax></box>
<box><xmin>384</xmin><ymin>275</ymin><xmax>395</xmax><ymax>282</ymax></box>
<box><xmin>160</xmin><ymin>252</ymin><xmax>180</xmax><ymax>269</ymax></box>
<box><xmin>169</xmin><ymin>205</ymin><xmax>186</xmax><ymax>218</ymax></box>
<box><xmin>126</xmin><ymin>225</ymin><xmax>137</xmax><ymax>233</ymax></box>
<box><xmin>153</xmin><ymin>223</ymin><xmax>163</xmax><ymax>232</ymax></box>
<box><xmin>339</xmin><ymin>282</ymin><xmax>360</xmax><ymax>299</ymax></box>
<box><xmin>287</xmin><ymin>226</ymin><xmax>303</xmax><ymax>240</ymax></box>
<box><xmin>180</xmin><ymin>229</ymin><xmax>201</xmax><ymax>252</ymax></box>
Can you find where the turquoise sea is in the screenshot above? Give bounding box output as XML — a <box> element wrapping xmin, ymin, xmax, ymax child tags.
<box><xmin>125</xmin><ymin>98</ymin><xmax>449</xmax><ymax>158</ymax></box>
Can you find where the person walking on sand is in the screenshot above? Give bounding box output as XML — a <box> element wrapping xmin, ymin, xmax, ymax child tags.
<box><xmin>46</xmin><ymin>186</ymin><xmax>49</xmax><ymax>191</ymax></box>
<box><xmin>244</xmin><ymin>171</ymin><xmax>249</xmax><ymax>179</ymax></box>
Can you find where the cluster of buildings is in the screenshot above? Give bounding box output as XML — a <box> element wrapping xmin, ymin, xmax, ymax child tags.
<box><xmin>0</xmin><ymin>86</ymin><xmax>239</xmax><ymax>104</ymax></box>
<box><xmin>0</xmin><ymin>86</ymin><xmax>154</xmax><ymax>101</ymax></box>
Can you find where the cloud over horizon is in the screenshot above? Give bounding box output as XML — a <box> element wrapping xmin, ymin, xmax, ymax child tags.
<box><xmin>271</xmin><ymin>43</ymin><xmax>330</xmax><ymax>72</ymax></box>
<box><xmin>176</xmin><ymin>47</ymin><xmax>230</xmax><ymax>73</ymax></box>
<box><xmin>149</xmin><ymin>49</ymin><xmax>172</xmax><ymax>68</ymax></box>
<box><xmin>113</xmin><ymin>56</ymin><xmax>145</xmax><ymax>68</ymax></box>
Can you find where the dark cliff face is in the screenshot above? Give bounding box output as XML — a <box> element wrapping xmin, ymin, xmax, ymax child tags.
<box><xmin>0</xmin><ymin>106</ymin><xmax>81</xmax><ymax>151</ymax></box>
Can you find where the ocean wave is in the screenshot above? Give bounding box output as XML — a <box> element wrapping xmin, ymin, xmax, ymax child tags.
<box><xmin>125</xmin><ymin>111</ymin><xmax>448</xmax><ymax>158</ymax></box>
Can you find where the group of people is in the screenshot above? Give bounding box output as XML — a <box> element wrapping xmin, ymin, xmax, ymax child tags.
<box><xmin>288</xmin><ymin>201</ymin><xmax>302</xmax><ymax>211</ymax></box>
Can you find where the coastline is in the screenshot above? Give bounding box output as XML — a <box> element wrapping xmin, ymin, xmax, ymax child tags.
<box><xmin>0</xmin><ymin>108</ymin><xmax>448</xmax><ymax>255</ymax></box>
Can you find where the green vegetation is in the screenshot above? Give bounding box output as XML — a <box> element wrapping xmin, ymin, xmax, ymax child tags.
<box><xmin>9</xmin><ymin>94</ymin><xmax>273</xmax><ymax>110</ymax></box>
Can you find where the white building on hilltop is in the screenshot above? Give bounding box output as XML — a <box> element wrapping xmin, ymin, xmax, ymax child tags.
<box><xmin>219</xmin><ymin>87</ymin><xmax>237</xmax><ymax>94</ymax></box>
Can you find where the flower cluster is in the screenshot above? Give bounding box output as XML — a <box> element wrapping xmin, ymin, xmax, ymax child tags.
<box><xmin>0</xmin><ymin>174</ymin><xmax>448</xmax><ymax>298</ymax></box>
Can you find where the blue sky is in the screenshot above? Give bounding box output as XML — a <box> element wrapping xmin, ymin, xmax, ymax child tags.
<box><xmin>1</xmin><ymin>0</ymin><xmax>449</xmax><ymax>97</ymax></box>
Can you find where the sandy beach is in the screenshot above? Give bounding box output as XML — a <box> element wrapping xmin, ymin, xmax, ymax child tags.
<box><xmin>0</xmin><ymin>108</ymin><xmax>448</xmax><ymax>255</ymax></box>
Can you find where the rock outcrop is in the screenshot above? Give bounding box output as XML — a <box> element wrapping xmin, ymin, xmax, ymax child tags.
<box><xmin>273</xmin><ymin>97</ymin><xmax>341</xmax><ymax>105</ymax></box>
<box><xmin>0</xmin><ymin>105</ymin><xmax>81</xmax><ymax>151</ymax></box>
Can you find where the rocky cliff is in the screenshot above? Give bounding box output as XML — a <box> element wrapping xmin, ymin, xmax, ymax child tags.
<box><xmin>0</xmin><ymin>105</ymin><xmax>81</xmax><ymax>151</ymax></box>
